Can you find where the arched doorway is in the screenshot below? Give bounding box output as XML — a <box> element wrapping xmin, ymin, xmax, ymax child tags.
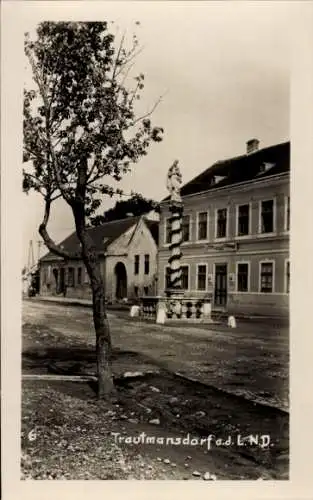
<box><xmin>115</xmin><ymin>262</ymin><xmax>127</xmax><ymax>300</ymax></box>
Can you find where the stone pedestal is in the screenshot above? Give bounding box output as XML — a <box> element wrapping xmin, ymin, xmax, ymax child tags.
<box><xmin>165</xmin><ymin>289</ymin><xmax>185</xmax><ymax>319</ymax></box>
<box><xmin>202</xmin><ymin>300</ymin><xmax>212</xmax><ymax>320</ymax></box>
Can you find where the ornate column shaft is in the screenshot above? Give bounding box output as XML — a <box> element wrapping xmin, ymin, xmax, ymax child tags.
<box><xmin>168</xmin><ymin>202</ymin><xmax>183</xmax><ymax>290</ymax></box>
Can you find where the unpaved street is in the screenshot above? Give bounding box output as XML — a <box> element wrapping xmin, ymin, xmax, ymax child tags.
<box><xmin>23</xmin><ymin>300</ymin><xmax>289</xmax><ymax>411</ymax></box>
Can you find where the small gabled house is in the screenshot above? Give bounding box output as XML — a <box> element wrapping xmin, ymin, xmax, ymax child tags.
<box><xmin>39</xmin><ymin>215</ymin><xmax>159</xmax><ymax>302</ymax></box>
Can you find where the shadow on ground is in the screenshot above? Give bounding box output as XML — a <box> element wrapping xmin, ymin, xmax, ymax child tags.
<box><xmin>22</xmin><ymin>343</ymin><xmax>289</xmax><ymax>480</ymax></box>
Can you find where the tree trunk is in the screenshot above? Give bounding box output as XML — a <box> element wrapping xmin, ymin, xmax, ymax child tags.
<box><xmin>91</xmin><ymin>269</ymin><xmax>115</xmax><ymax>399</ymax></box>
<box><xmin>73</xmin><ymin>204</ymin><xmax>115</xmax><ymax>400</ymax></box>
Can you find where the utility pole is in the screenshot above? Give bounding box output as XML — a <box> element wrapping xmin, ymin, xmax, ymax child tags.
<box><xmin>27</xmin><ymin>240</ymin><xmax>35</xmax><ymax>272</ymax></box>
<box><xmin>37</xmin><ymin>240</ymin><xmax>43</xmax><ymax>264</ymax></box>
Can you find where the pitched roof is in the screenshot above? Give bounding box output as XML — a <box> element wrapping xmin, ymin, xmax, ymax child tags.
<box><xmin>163</xmin><ymin>141</ymin><xmax>290</xmax><ymax>200</ymax></box>
<box><xmin>40</xmin><ymin>215</ymin><xmax>142</xmax><ymax>262</ymax></box>
<box><xmin>144</xmin><ymin>218</ymin><xmax>159</xmax><ymax>245</ymax></box>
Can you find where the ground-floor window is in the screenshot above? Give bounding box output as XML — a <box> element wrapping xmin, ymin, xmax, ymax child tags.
<box><xmin>236</xmin><ymin>262</ymin><xmax>249</xmax><ymax>292</ymax></box>
<box><xmin>285</xmin><ymin>260</ymin><xmax>290</xmax><ymax>294</ymax></box>
<box><xmin>181</xmin><ymin>265</ymin><xmax>189</xmax><ymax>290</ymax></box>
<box><xmin>197</xmin><ymin>264</ymin><xmax>207</xmax><ymax>290</ymax></box>
<box><xmin>77</xmin><ymin>267</ymin><xmax>82</xmax><ymax>285</ymax></box>
<box><xmin>259</xmin><ymin>261</ymin><xmax>274</xmax><ymax>293</ymax></box>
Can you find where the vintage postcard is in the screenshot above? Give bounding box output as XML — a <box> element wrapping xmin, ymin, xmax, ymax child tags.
<box><xmin>1</xmin><ymin>1</ymin><xmax>313</xmax><ymax>499</ymax></box>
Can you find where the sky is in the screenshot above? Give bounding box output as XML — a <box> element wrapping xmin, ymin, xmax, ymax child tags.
<box><xmin>22</xmin><ymin>1</ymin><xmax>291</xmax><ymax>267</ymax></box>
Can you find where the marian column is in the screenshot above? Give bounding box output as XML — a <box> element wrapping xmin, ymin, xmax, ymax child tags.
<box><xmin>166</xmin><ymin>161</ymin><xmax>184</xmax><ymax>318</ymax></box>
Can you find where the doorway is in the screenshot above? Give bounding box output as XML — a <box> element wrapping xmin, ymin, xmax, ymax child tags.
<box><xmin>214</xmin><ymin>263</ymin><xmax>227</xmax><ymax>307</ymax></box>
<box><xmin>115</xmin><ymin>262</ymin><xmax>127</xmax><ymax>299</ymax></box>
<box><xmin>58</xmin><ymin>267</ymin><xmax>65</xmax><ymax>295</ymax></box>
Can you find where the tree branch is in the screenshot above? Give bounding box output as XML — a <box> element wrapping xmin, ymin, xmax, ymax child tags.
<box><xmin>131</xmin><ymin>92</ymin><xmax>166</xmax><ymax>126</ymax></box>
<box><xmin>38</xmin><ymin>195</ymin><xmax>81</xmax><ymax>260</ymax></box>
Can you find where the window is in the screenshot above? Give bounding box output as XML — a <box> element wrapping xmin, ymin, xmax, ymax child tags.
<box><xmin>260</xmin><ymin>262</ymin><xmax>274</xmax><ymax>293</ymax></box>
<box><xmin>237</xmin><ymin>263</ymin><xmax>249</xmax><ymax>292</ymax></box>
<box><xmin>216</xmin><ymin>208</ymin><xmax>227</xmax><ymax>239</ymax></box>
<box><xmin>165</xmin><ymin>218</ymin><xmax>171</xmax><ymax>244</ymax></box>
<box><xmin>181</xmin><ymin>265</ymin><xmax>189</xmax><ymax>290</ymax></box>
<box><xmin>134</xmin><ymin>286</ymin><xmax>139</xmax><ymax>297</ymax></box>
<box><xmin>42</xmin><ymin>267</ymin><xmax>47</xmax><ymax>285</ymax></box>
<box><xmin>68</xmin><ymin>267</ymin><xmax>75</xmax><ymax>287</ymax></box>
<box><xmin>144</xmin><ymin>286</ymin><xmax>149</xmax><ymax>296</ymax></box>
<box><xmin>260</xmin><ymin>200</ymin><xmax>274</xmax><ymax>233</ymax></box>
<box><xmin>285</xmin><ymin>196</ymin><xmax>290</xmax><ymax>232</ymax></box>
<box><xmin>197</xmin><ymin>265</ymin><xmax>207</xmax><ymax>290</ymax></box>
<box><xmin>285</xmin><ymin>260</ymin><xmax>290</xmax><ymax>294</ymax></box>
<box><xmin>134</xmin><ymin>255</ymin><xmax>140</xmax><ymax>275</ymax></box>
<box><xmin>77</xmin><ymin>267</ymin><xmax>82</xmax><ymax>285</ymax></box>
<box><xmin>237</xmin><ymin>204</ymin><xmax>250</xmax><ymax>236</ymax></box>
<box><xmin>144</xmin><ymin>254</ymin><xmax>150</xmax><ymax>275</ymax></box>
<box><xmin>182</xmin><ymin>215</ymin><xmax>190</xmax><ymax>242</ymax></box>
<box><xmin>197</xmin><ymin>212</ymin><xmax>208</xmax><ymax>240</ymax></box>
<box><xmin>165</xmin><ymin>267</ymin><xmax>171</xmax><ymax>289</ymax></box>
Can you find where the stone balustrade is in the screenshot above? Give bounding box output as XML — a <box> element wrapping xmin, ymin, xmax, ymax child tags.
<box><xmin>140</xmin><ymin>296</ymin><xmax>159</xmax><ymax>321</ymax></box>
<box><xmin>139</xmin><ymin>295</ymin><xmax>213</xmax><ymax>323</ymax></box>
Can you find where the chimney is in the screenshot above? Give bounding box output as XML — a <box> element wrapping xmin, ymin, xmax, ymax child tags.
<box><xmin>246</xmin><ymin>138</ymin><xmax>259</xmax><ymax>155</ymax></box>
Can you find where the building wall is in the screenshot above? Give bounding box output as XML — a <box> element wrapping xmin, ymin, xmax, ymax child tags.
<box><xmin>105</xmin><ymin>218</ymin><xmax>158</xmax><ymax>301</ymax></box>
<box><xmin>39</xmin><ymin>259</ymin><xmax>93</xmax><ymax>299</ymax></box>
<box><xmin>158</xmin><ymin>174</ymin><xmax>290</xmax><ymax>316</ymax></box>
<box><xmin>39</xmin><ymin>218</ymin><xmax>158</xmax><ymax>302</ymax></box>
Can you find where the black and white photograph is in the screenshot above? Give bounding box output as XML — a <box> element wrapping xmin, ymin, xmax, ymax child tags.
<box><xmin>2</xmin><ymin>0</ymin><xmax>313</xmax><ymax>496</ymax></box>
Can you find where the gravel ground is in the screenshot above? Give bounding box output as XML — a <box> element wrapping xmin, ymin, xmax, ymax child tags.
<box><xmin>21</xmin><ymin>309</ymin><xmax>289</xmax><ymax>480</ymax></box>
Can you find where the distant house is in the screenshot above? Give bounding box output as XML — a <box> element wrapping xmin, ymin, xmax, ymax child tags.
<box><xmin>39</xmin><ymin>215</ymin><xmax>159</xmax><ymax>302</ymax></box>
<box><xmin>158</xmin><ymin>139</ymin><xmax>290</xmax><ymax>317</ymax></box>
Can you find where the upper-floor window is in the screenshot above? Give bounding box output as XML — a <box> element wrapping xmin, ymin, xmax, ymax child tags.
<box><xmin>182</xmin><ymin>215</ymin><xmax>191</xmax><ymax>242</ymax></box>
<box><xmin>236</xmin><ymin>262</ymin><xmax>249</xmax><ymax>292</ymax></box>
<box><xmin>237</xmin><ymin>204</ymin><xmax>250</xmax><ymax>236</ymax></box>
<box><xmin>68</xmin><ymin>267</ymin><xmax>75</xmax><ymax>287</ymax></box>
<box><xmin>165</xmin><ymin>218</ymin><xmax>171</xmax><ymax>244</ymax></box>
<box><xmin>197</xmin><ymin>212</ymin><xmax>208</xmax><ymax>240</ymax></box>
<box><xmin>285</xmin><ymin>196</ymin><xmax>290</xmax><ymax>232</ymax></box>
<box><xmin>260</xmin><ymin>261</ymin><xmax>274</xmax><ymax>293</ymax></box>
<box><xmin>144</xmin><ymin>254</ymin><xmax>150</xmax><ymax>275</ymax></box>
<box><xmin>77</xmin><ymin>267</ymin><xmax>82</xmax><ymax>285</ymax></box>
<box><xmin>216</xmin><ymin>208</ymin><xmax>227</xmax><ymax>239</ymax></box>
<box><xmin>197</xmin><ymin>264</ymin><xmax>207</xmax><ymax>290</ymax></box>
<box><xmin>260</xmin><ymin>199</ymin><xmax>274</xmax><ymax>234</ymax></box>
<box><xmin>134</xmin><ymin>255</ymin><xmax>140</xmax><ymax>275</ymax></box>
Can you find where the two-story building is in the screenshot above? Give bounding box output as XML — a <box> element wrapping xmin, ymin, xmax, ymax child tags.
<box><xmin>39</xmin><ymin>215</ymin><xmax>159</xmax><ymax>302</ymax></box>
<box><xmin>158</xmin><ymin>139</ymin><xmax>290</xmax><ymax>317</ymax></box>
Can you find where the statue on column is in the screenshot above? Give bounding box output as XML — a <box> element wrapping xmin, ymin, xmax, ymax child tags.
<box><xmin>166</xmin><ymin>160</ymin><xmax>182</xmax><ymax>203</ymax></box>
